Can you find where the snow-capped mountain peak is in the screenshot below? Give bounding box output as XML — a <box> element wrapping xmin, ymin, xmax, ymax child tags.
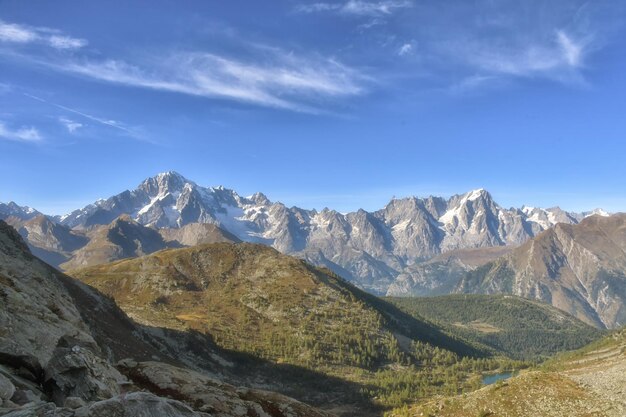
<box><xmin>466</xmin><ymin>188</ymin><xmax>488</xmax><ymax>201</ymax></box>
<box><xmin>21</xmin><ymin>172</ymin><xmax>610</xmax><ymax>294</ymax></box>
<box><xmin>0</xmin><ymin>201</ymin><xmax>42</xmax><ymax>221</ymax></box>
<box><xmin>585</xmin><ymin>208</ymin><xmax>610</xmax><ymax>217</ymax></box>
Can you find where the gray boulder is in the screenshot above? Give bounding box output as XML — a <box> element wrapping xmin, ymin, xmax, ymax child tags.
<box><xmin>44</xmin><ymin>340</ymin><xmax>122</xmax><ymax>405</ymax></box>
<box><xmin>10</xmin><ymin>389</ymin><xmax>41</xmax><ymax>406</ymax></box>
<box><xmin>0</xmin><ymin>373</ymin><xmax>15</xmax><ymax>401</ymax></box>
<box><xmin>75</xmin><ymin>392</ymin><xmax>206</xmax><ymax>417</ymax></box>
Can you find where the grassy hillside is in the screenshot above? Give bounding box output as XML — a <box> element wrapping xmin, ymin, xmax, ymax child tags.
<box><xmin>70</xmin><ymin>242</ymin><xmax>525</xmax><ymax>410</ymax></box>
<box><xmin>386</xmin><ymin>294</ymin><xmax>604</xmax><ymax>360</ymax></box>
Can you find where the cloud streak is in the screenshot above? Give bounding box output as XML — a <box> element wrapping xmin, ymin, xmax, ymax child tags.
<box><xmin>0</xmin><ymin>20</ymin><xmax>86</xmax><ymax>49</ymax></box>
<box><xmin>50</xmin><ymin>50</ymin><xmax>367</xmax><ymax>112</ymax></box>
<box><xmin>58</xmin><ymin>117</ymin><xmax>83</xmax><ymax>133</ymax></box>
<box><xmin>0</xmin><ymin>19</ymin><xmax>367</xmax><ymax>113</ymax></box>
<box><xmin>398</xmin><ymin>42</ymin><xmax>413</xmax><ymax>56</ymax></box>
<box><xmin>297</xmin><ymin>1</ymin><xmax>412</xmax><ymax>17</ymax></box>
<box><xmin>24</xmin><ymin>93</ymin><xmax>136</xmax><ymax>135</ymax></box>
<box><xmin>456</xmin><ymin>30</ymin><xmax>590</xmax><ymax>82</ymax></box>
<box><xmin>0</xmin><ymin>121</ymin><xmax>41</xmax><ymax>142</ymax></box>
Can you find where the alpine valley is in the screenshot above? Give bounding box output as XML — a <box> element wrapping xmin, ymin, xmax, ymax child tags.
<box><xmin>1</xmin><ymin>171</ymin><xmax>625</xmax><ymax>417</ymax></box>
<box><xmin>2</xmin><ymin>171</ymin><xmax>621</xmax><ymax>329</ymax></box>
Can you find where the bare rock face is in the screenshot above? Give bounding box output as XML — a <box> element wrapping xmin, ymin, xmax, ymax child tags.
<box><xmin>4</xmin><ymin>215</ymin><xmax>88</xmax><ymax>268</ymax></box>
<box><xmin>0</xmin><ymin>220</ymin><xmax>125</xmax><ymax>407</ymax></box>
<box><xmin>76</xmin><ymin>392</ymin><xmax>207</xmax><ymax>417</ymax></box>
<box><xmin>457</xmin><ymin>214</ymin><xmax>626</xmax><ymax>329</ymax></box>
<box><xmin>43</xmin><ymin>339</ymin><xmax>122</xmax><ymax>405</ymax></box>
<box><xmin>0</xmin><ymin>221</ymin><xmax>99</xmax><ymax>369</ymax></box>
<box><xmin>386</xmin><ymin>246</ymin><xmax>514</xmax><ymax>296</ymax></box>
<box><xmin>1</xmin><ymin>393</ymin><xmax>207</xmax><ymax>417</ymax></box>
<box><xmin>2</xmin><ymin>402</ymin><xmax>60</xmax><ymax>417</ymax></box>
<box><xmin>0</xmin><ymin>373</ymin><xmax>15</xmax><ymax>402</ymax></box>
<box><xmin>117</xmin><ymin>360</ymin><xmax>333</xmax><ymax>417</ymax></box>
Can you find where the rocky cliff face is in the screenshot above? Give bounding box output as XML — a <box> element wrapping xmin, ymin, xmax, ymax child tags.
<box><xmin>457</xmin><ymin>214</ymin><xmax>626</xmax><ymax>329</ymax></box>
<box><xmin>0</xmin><ymin>220</ymin><xmax>336</xmax><ymax>416</ymax></box>
<box><xmin>42</xmin><ymin>172</ymin><xmax>601</xmax><ymax>294</ymax></box>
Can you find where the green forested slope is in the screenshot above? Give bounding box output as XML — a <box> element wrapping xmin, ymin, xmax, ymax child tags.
<box><xmin>387</xmin><ymin>294</ymin><xmax>604</xmax><ymax>360</ymax></box>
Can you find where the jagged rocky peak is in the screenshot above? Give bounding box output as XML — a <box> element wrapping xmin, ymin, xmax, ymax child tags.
<box><xmin>210</xmin><ymin>184</ymin><xmax>243</xmax><ymax>207</ymax></box>
<box><xmin>440</xmin><ymin>188</ymin><xmax>497</xmax><ymax>228</ymax></box>
<box><xmin>0</xmin><ymin>201</ymin><xmax>41</xmax><ymax>221</ymax></box>
<box><xmin>448</xmin><ymin>188</ymin><xmax>491</xmax><ymax>205</ymax></box>
<box><xmin>249</xmin><ymin>192</ymin><xmax>271</xmax><ymax>206</ymax></box>
<box><xmin>139</xmin><ymin>170</ymin><xmax>191</xmax><ymax>196</ymax></box>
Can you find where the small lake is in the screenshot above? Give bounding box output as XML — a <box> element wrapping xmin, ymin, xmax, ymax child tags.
<box><xmin>482</xmin><ymin>371</ymin><xmax>516</xmax><ymax>385</ymax></box>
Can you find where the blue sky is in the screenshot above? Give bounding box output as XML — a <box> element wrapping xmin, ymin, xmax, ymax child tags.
<box><xmin>1</xmin><ymin>0</ymin><xmax>626</xmax><ymax>215</ymax></box>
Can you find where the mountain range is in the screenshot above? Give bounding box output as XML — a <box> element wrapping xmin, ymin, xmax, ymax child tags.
<box><xmin>3</xmin><ymin>171</ymin><xmax>623</xmax><ymax>329</ymax></box>
<box><xmin>0</xmin><ymin>171</ymin><xmax>608</xmax><ymax>294</ymax></box>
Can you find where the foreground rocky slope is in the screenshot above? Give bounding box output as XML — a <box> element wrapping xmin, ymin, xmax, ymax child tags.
<box><xmin>0</xmin><ymin>219</ymin><xmax>334</xmax><ymax>416</ymax></box>
<box><xmin>2</xmin><ymin>171</ymin><xmax>605</xmax><ymax>294</ymax></box>
<box><xmin>388</xmin><ymin>328</ymin><xmax>626</xmax><ymax>417</ymax></box>
<box><xmin>457</xmin><ymin>214</ymin><xmax>626</xmax><ymax>329</ymax></box>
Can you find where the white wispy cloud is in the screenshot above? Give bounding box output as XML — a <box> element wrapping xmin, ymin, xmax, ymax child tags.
<box><xmin>448</xmin><ymin>75</ymin><xmax>503</xmax><ymax>95</ymax></box>
<box><xmin>452</xmin><ymin>29</ymin><xmax>591</xmax><ymax>83</ymax></box>
<box><xmin>58</xmin><ymin>117</ymin><xmax>83</xmax><ymax>133</ymax></box>
<box><xmin>0</xmin><ymin>22</ymin><xmax>37</xmax><ymax>43</ymax></box>
<box><xmin>557</xmin><ymin>30</ymin><xmax>584</xmax><ymax>67</ymax></box>
<box><xmin>51</xmin><ymin>50</ymin><xmax>367</xmax><ymax>112</ymax></box>
<box><xmin>48</xmin><ymin>35</ymin><xmax>88</xmax><ymax>50</ymax></box>
<box><xmin>0</xmin><ymin>18</ymin><xmax>366</xmax><ymax>112</ymax></box>
<box><xmin>398</xmin><ymin>42</ymin><xmax>413</xmax><ymax>56</ymax></box>
<box><xmin>0</xmin><ymin>20</ymin><xmax>86</xmax><ymax>50</ymax></box>
<box><xmin>0</xmin><ymin>121</ymin><xmax>42</xmax><ymax>142</ymax></box>
<box><xmin>296</xmin><ymin>1</ymin><xmax>412</xmax><ymax>17</ymax></box>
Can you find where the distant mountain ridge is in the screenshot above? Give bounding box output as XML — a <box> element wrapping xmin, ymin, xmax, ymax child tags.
<box><xmin>1</xmin><ymin>171</ymin><xmax>609</xmax><ymax>294</ymax></box>
<box><xmin>0</xmin><ymin>201</ymin><xmax>42</xmax><ymax>220</ymax></box>
<box><xmin>457</xmin><ymin>214</ymin><xmax>626</xmax><ymax>329</ymax></box>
